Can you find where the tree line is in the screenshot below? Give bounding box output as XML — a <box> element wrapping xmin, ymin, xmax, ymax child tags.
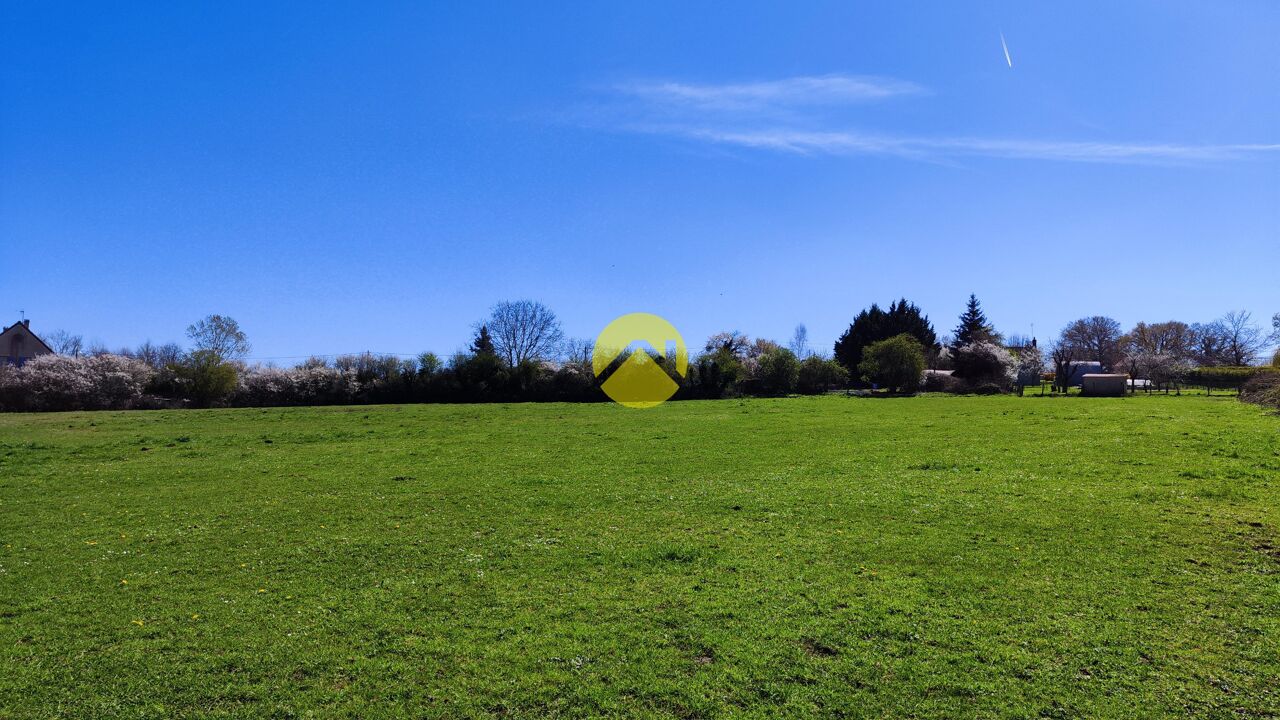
<box><xmin>2</xmin><ymin>299</ymin><xmax>1277</xmax><ymax>412</ymax></box>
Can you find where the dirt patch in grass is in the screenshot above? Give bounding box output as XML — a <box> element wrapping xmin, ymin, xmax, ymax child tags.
<box><xmin>801</xmin><ymin>638</ymin><xmax>839</xmax><ymax>658</ymax></box>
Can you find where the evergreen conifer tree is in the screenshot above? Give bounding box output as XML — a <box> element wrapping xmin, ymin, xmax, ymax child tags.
<box><xmin>834</xmin><ymin>298</ymin><xmax>939</xmax><ymax>373</ymax></box>
<box><xmin>471</xmin><ymin>325</ymin><xmax>497</xmax><ymax>357</ymax></box>
<box><xmin>952</xmin><ymin>294</ymin><xmax>997</xmax><ymax>348</ymax></box>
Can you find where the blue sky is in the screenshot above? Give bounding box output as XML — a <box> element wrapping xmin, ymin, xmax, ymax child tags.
<box><xmin>3</xmin><ymin>2</ymin><xmax>1277</xmax><ymax>360</ymax></box>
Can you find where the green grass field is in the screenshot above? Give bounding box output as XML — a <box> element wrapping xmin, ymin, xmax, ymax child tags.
<box><xmin>2</xmin><ymin>395</ymin><xmax>1277</xmax><ymax>718</ymax></box>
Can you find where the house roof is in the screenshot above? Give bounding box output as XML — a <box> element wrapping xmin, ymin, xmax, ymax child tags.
<box><xmin>0</xmin><ymin>321</ymin><xmax>56</xmax><ymax>355</ymax></box>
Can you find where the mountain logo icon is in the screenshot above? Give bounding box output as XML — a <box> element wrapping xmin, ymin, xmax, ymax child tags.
<box><xmin>592</xmin><ymin>313</ymin><xmax>688</xmax><ymax>408</ymax></box>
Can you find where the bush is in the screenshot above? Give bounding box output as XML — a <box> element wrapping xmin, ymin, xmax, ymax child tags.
<box><xmin>0</xmin><ymin>364</ymin><xmax>15</xmax><ymax>410</ymax></box>
<box><xmin>952</xmin><ymin>341</ymin><xmax>1016</xmax><ymax>389</ymax></box>
<box><xmin>922</xmin><ymin>372</ymin><xmax>963</xmax><ymax>393</ymax></box>
<box><xmin>1016</xmin><ymin>345</ymin><xmax>1045</xmax><ymax>385</ymax></box>
<box><xmin>507</xmin><ymin>359</ymin><xmax>552</xmax><ymax>399</ymax></box>
<box><xmin>0</xmin><ymin>354</ymin><xmax>153</xmax><ymax>411</ymax></box>
<box><xmin>1184</xmin><ymin>366</ymin><xmax>1277</xmax><ymax>390</ymax></box>
<box><xmin>14</xmin><ymin>355</ymin><xmax>95</xmax><ymax>410</ymax></box>
<box><xmin>236</xmin><ymin>364</ymin><xmax>360</xmax><ymax>407</ymax></box>
<box><xmin>1132</xmin><ymin>353</ymin><xmax>1191</xmax><ymax>388</ymax></box>
<box><xmin>834</xmin><ymin>299</ymin><xmax>939</xmax><ymax>379</ymax></box>
<box><xmin>1241</xmin><ymin>372</ymin><xmax>1280</xmax><ymax>410</ymax></box>
<box><xmin>173</xmin><ymin>351</ymin><xmax>239</xmax><ymax>407</ymax></box>
<box><xmin>797</xmin><ymin>357</ymin><xmax>849</xmax><ymax>394</ymax></box>
<box><xmin>450</xmin><ymin>351</ymin><xmax>508</xmax><ymax>402</ymax></box>
<box><xmin>858</xmin><ymin>334</ymin><xmax>925</xmax><ymax>393</ymax></box>
<box><xmin>688</xmin><ymin>350</ymin><xmax>743</xmax><ymax>399</ymax></box>
<box><xmin>546</xmin><ymin>365</ymin><xmax>598</xmax><ymax>402</ymax></box>
<box><xmin>85</xmin><ymin>354</ymin><xmax>155</xmax><ymax>409</ymax></box>
<box><xmin>237</xmin><ymin>367</ymin><xmax>291</xmax><ymax>406</ymax></box>
<box><xmin>751</xmin><ymin>347</ymin><xmax>800</xmax><ymax>396</ymax></box>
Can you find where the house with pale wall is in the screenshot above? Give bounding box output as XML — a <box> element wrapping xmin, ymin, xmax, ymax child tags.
<box><xmin>0</xmin><ymin>320</ymin><xmax>54</xmax><ymax>366</ymax></box>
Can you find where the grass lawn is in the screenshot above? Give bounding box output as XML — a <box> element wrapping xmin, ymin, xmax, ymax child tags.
<box><xmin>1</xmin><ymin>395</ymin><xmax>1277</xmax><ymax>718</ymax></box>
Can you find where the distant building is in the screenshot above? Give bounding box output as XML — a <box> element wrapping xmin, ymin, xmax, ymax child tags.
<box><xmin>1081</xmin><ymin>374</ymin><xmax>1128</xmax><ymax>397</ymax></box>
<box><xmin>1</xmin><ymin>320</ymin><xmax>54</xmax><ymax>366</ymax></box>
<box><xmin>1066</xmin><ymin>360</ymin><xmax>1103</xmax><ymax>386</ymax></box>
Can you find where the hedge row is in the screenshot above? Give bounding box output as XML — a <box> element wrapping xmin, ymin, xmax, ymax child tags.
<box><xmin>1183</xmin><ymin>366</ymin><xmax>1279</xmax><ymax>388</ymax></box>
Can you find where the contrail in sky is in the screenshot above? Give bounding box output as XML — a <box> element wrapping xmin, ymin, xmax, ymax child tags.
<box><xmin>1000</xmin><ymin>32</ymin><xmax>1013</xmax><ymax>67</ymax></box>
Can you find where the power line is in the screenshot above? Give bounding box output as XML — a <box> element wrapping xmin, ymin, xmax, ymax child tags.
<box><xmin>243</xmin><ymin>351</ymin><xmax>424</xmax><ymax>362</ymax></box>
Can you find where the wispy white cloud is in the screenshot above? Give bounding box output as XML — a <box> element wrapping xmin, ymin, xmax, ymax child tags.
<box><xmin>587</xmin><ymin>74</ymin><xmax>1280</xmax><ymax>164</ymax></box>
<box><xmin>662</xmin><ymin>127</ymin><xmax>1280</xmax><ymax>163</ymax></box>
<box><xmin>615</xmin><ymin>75</ymin><xmax>924</xmax><ymax>111</ymax></box>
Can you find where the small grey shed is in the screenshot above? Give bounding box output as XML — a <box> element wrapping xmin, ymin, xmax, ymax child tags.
<box><xmin>1081</xmin><ymin>374</ymin><xmax>1127</xmax><ymax>397</ymax></box>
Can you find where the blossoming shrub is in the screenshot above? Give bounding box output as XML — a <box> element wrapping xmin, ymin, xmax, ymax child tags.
<box><xmin>951</xmin><ymin>342</ymin><xmax>1017</xmax><ymax>391</ymax></box>
<box><xmin>0</xmin><ymin>354</ymin><xmax>154</xmax><ymax>411</ymax></box>
<box><xmin>235</xmin><ymin>364</ymin><xmax>360</xmax><ymax>407</ymax></box>
<box><xmin>1133</xmin><ymin>353</ymin><xmax>1191</xmax><ymax>389</ymax></box>
<box><xmin>85</xmin><ymin>354</ymin><xmax>155</xmax><ymax>409</ymax></box>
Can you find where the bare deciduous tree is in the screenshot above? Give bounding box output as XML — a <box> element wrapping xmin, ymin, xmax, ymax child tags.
<box><xmin>87</xmin><ymin>341</ymin><xmax>115</xmax><ymax>357</ymax></box>
<box><xmin>1049</xmin><ymin>337</ymin><xmax>1080</xmax><ymax>393</ymax></box>
<box><xmin>1005</xmin><ymin>334</ymin><xmax>1033</xmax><ymax>349</ymax></box>
<box><xmin>1190</xmin><ymin>321</ymin><xmax>1230</xmax><ymax>366</ymax></box>
<box><xmin>561</xmin><ymin>338</ymin><xmax>594</xmax><ymax>364</ymax></box>
<box><xmin>1061</xmin><ymin>316</ymin><xmax>1123</xmax><ymax>370</ymax></box>
<box><xmin>135</xmin><ymin>341</ymin><xmax>184</xmax><ymax>369</ymax></box>
<box><xmin>486</xmin><ymin>300</ymin><xmax>564</xmax><ymax>366</ymax></box>
<box><xmin>788</xmin><ymin>324</ymin><xmax>811</xmax><ymax>359</ymax></box>
<box><xmin>187</xmin><ymin>315</ymin><xmax>250</xmax><ymax>361</ymax></box>
<box><xmin>1217</xmin><ymin>310</ymin><xmax>1264</xmax><ymax>366</ymax></box>
<box><xmin>44</xmin><ymin>330</ymin><xmax>84</xmax><ymax>357</ymax></box>
<box><xmin>1121</xmin><ymin>321</ymin><xmax>1195</xmax><ymax>360</ymax></box>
